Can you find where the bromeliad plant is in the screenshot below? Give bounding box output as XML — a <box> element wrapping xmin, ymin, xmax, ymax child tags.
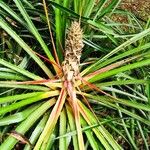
<box><xmin>0</xmin><ymin>0</ymin><xmax>150</xmax><ymax>149</ymax></box>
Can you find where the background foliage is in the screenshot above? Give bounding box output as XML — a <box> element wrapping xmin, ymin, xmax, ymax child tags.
<box><xmin>0</xmin><ymin>0</ymin><xmax>150</xmax><ymax>149</ymax></box>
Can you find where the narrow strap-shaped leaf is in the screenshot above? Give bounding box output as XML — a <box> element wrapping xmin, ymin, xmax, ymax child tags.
<box><xmin>0</xmin><ymin>91</ymin><xmax>59</xmax><ymax>115</ymax></box>
<box><xmin>83</xmin><ymin>42</ymin><xmax>150</xmax><ymax>74</ymax></box>
<box><xmin>0</xmin><ymin>18</ymin><xmax>53</xmax><ymax>78</ymax></box>
<box><xmin>99</xmin><ymin>27</ymin><xmax>150</xmax><ymax>63</ymax></box>
<box><xmin>13</xmin><ymin>0</ymin><xmax>55</xmax><ymax>63</ymax></box>
<box><xmin>66</xmin><ymin>104</ymin><xmax>79</xmax><ymax>150</ymax></box>
<box><xmin>0</xmin><ymin>91</ymin><xmax>45</xmax><ymax>104</ymax></box>
<box><xmin>83</xmin><ymin>0</ymin><xmax>95</xmax><ymax>18</ymax></box>
<box><xmin>24</xmin><ymin>113</ymin><xmax>50</xmax><ymax>150</ymax></box>
<box><xmin>34</xmin><ymin>88</ymin><xmax>66</xmax><ymax>149</ymax></box>
<box><xmin>0</xmin><ymin>104</ymin><xmax>41</xmax><ymax>126</ymax></box>
<box><xmin>59</xmin><ymin>109</ymin><xmax>67</xmax><ymax>150</ymax></box>
<box><xmin>0</xmin><ymin>98</ymin><xmax>56</xmax><ymax>150</ymax></box>
<box><xmin>0</xmin><ymin>83</ymin><xmax>49</xmax><ymax>91</ymax></box>
<box><xmin>48</xmin><ymin>0</ymin><xmax>88</xmax><ymax>20</ymax></box>
<box><xmin>81</xmin><ymin>117</ymin><xmax>99</xmax><ymax>150</ymax></box>
<box><xmin>0</xmin><ymin>1</ymin><xmax>26</xmax><ymax>26</ymax></box>
<box><xmin>55</xmin><ymin>0</ymin><xmax>63</xmax><ymax>62</ymax></box>
<box><xmin>0</xmin><ymin>59</ymin><xmax>41</xmax><ymax>80</ymax></box>
<box><xmin>78</xmin><ymin>101</ymin><xmax>122</xmax><ymax>150</ymax></box>
<box><xmin>95</xmin><ymin>79</ymin><xmax>149</xmax><ymax>87</ymax></box>
<box><xmin>89</xmin><ymin>58</ymin><xmax>150</xmax><ymax>82</ymax></box>
<box><xmin>0</xmin><ymin>71</ymin><xmax>27</xmax><ymax>80</ymax></box>
<box><xmin>85</xmin><ymin>93</ymin><xmax>150</xmax><ymax>126</ymax></box>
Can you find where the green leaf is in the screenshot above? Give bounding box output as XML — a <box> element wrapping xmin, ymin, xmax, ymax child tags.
<box><xmin>0</xmin><ymin>91</ymin><xmax>59</xmax><ymax>115</ymax></box>
<box><xmin>0</xmin><ymin>1</ymin><xmax>26</xmax><ymax>26</ymax></box>
<box><xmin>0</xmin><ymin>59</ymin><xmax>41</xmax><ymax>80</ymax></box>
<box><xmin>0</xmin><ymin>72</ymin><xmax>27</xmax><ymax>80</ymax></box>
<box><xmin>59</xmin><ymin>109</ymin><xmax>67</xmax><ymax>150</ymax></box>
<box><xmin>54</xmin><ymin>0</ymin><xmax>63</xmax><ymax>62</ymax></box>
<box><xmin>0</xmin><ymin>91</ymin><xmax>46</xmax><ymax>104</ymax></box>
<box><xmin>0</xmin><ymin>104</ymin><xmax>41</xmax><ymax>126</ymax></box>
<box><xmin>85</xmin><ymin>94</ymin><xmax>150</xmax><ymax>126</ymax></box>
<box><xmin>86</xmin><ymin>42</ymin><xmax>150</xmax><ymax>74</ymax></box>
<box><xmin>66</xmin><ymin>104</ymin><xmax>79</xmax><ymax>150</ymax></box>
<box><xmin>89</xmin><ymin>58</ymin><xmax>150</xmax><ymax>82</ymax></box>
<box><xmin>79</xmin><ymin>101</ymin><xmax>122</xmax><ymax>150</ymax></box>
<box><xmin>81</xmin><ymin>117</ymin><xmax>99</xmax><ymax>150</ymax></box>
<box><xmin>0</xmin><ymin>98</ymin><xmax>56</xmax><ymax>150</ymax></box>
<box><xmin>87</xmin><ymin>20</ymin><xmax>115</xmax><ymax>35</ymax></box>
<box><xmin>24</xmin><ymin>113</ymin><xmax>49</xmax><ymax>150</ymax></box>
<box><xmin>0</xmin><ymin>18</ymin><xmax>53</xmax><ymax>78</ymax></box>
<box><xmin>13</xmin><ymin>0</ymin><xmax>55</xmax><ymax>62</ymax></box>
<box><xmin>0</xmin><ymin>83</ymin><xmax>49</xmax><ymax>91</ymax></box>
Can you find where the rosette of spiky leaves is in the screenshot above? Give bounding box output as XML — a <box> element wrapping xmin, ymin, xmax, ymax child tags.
<box><xmin>0</xmin><ymin>0</ymin><xmax>150</xmax><ymax>150</ymax></box>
